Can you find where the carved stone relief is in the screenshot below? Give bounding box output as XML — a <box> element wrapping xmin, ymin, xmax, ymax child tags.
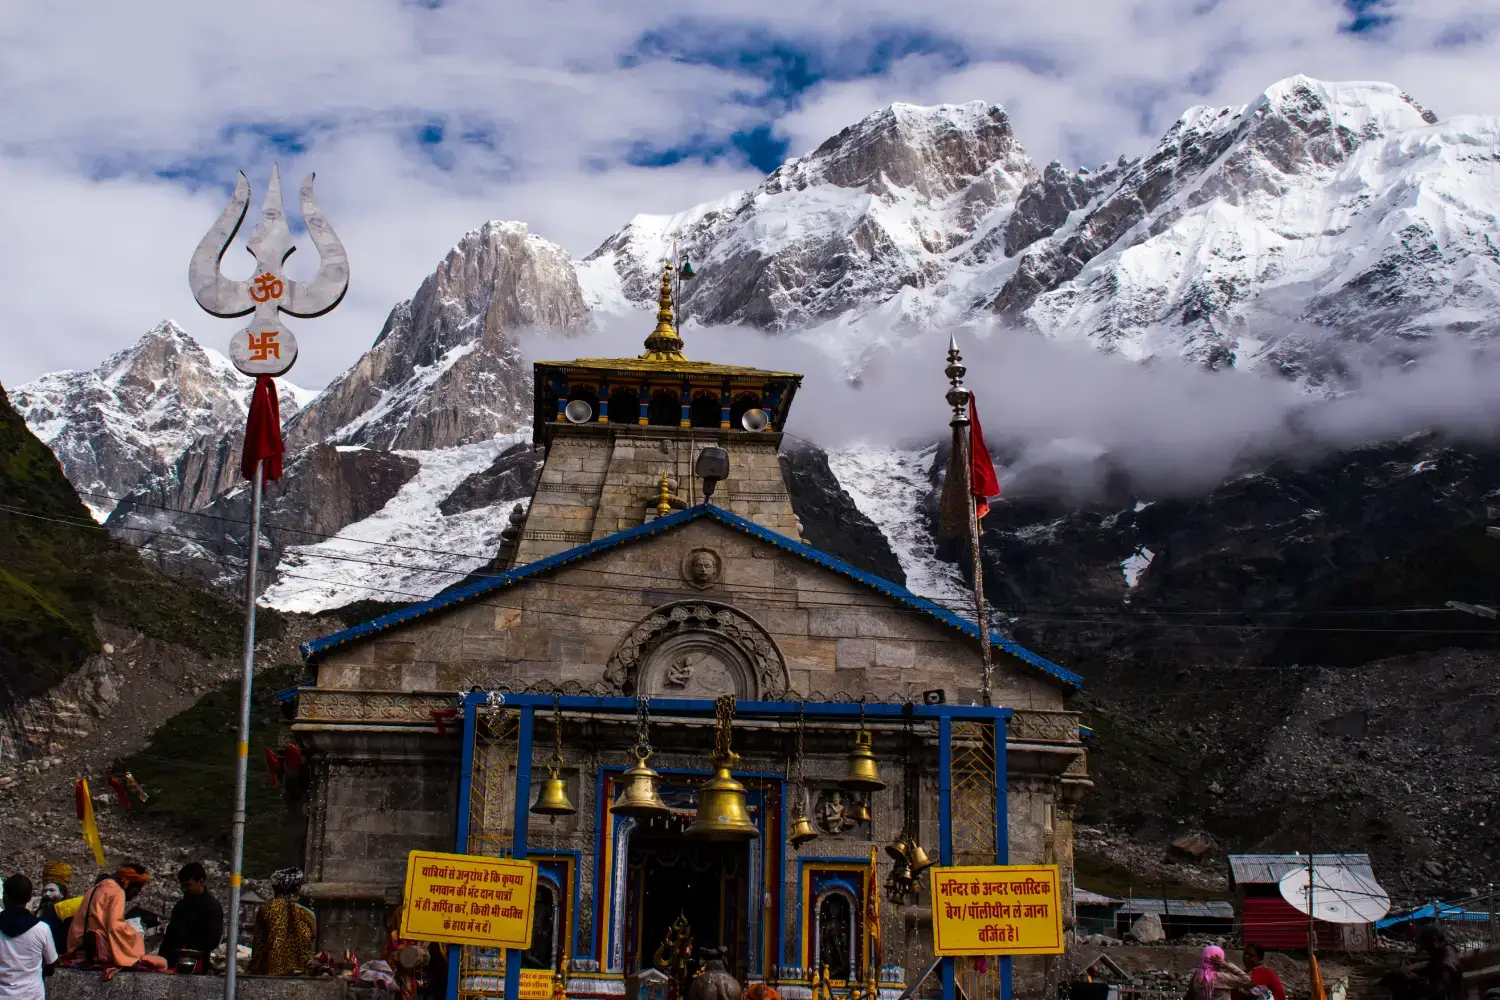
<box><xmin>681</xmin><ymin>547</ymin><xmax>723</xmax><ymax>589</ymax></box>
<box><xmin>605</xmin><ymin>601</ymin><xmax>789</xmax><ymax>699</ymax></box>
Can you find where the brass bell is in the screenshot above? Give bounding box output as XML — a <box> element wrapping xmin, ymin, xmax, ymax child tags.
<box><xmin>839</xmin><ymin>730</ymin><xmax>884</xmax><ymax>792</ymax></box>
<box><xmin>884</xmin><ymin>839</ymin><xmax>911</xmax><ymax>864</ymax></box>
<box><xmin>889</xmin><ymin>861</ymin><xmax>912</xmax><ymax>886</ymax></box>
<box><xmin>612</xmin><ymin>752</ymin><xmax>671</xmax><ymax>819</ymax></box>
<box><xmin>685</xmin><ymin>762</ymin><xmax>759</xmax><ymax>840</ymax></box>
<box><xmin>788</xmin><ymin>812</ymin><xmax>818</xmax><ymax>847</ymax></box>
<box><xmin>905</xmin><ymin>840</ymin><xmax>935</xmax><ymax>874</ymax></box>
<box><xmin>530</xmin><ymin>768</ymin><xmax>576</xmax><ymax>817</ymax></box>
<box><xmin>849</xmin><ymin>798</ymin><xmax>871</xmax><ymax>823</ymax></box>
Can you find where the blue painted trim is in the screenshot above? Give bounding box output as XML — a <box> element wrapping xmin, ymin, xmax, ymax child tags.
<box><xmin>527</xmin><ymin>849</ymin><xmax>585</xmax><ymax>963</ymax></box>
<box><xmin>939</xmin><ymin>716</ymin><xmax>954</xmax><ymax>1000</ymax></box>
<box><xmin>505</xmin><ymin>708</ymin><xmax>535</xmax><ymax>1000</ymax></box>
<box><xmin>298</xmin><ymin>505</ymin><xmax>1078</xmax><ymax>689</ymax></box>
<box><xmin>994</xmin><ymin>716</ymin><xmax>1012</xmax><ymax>1000</ymax></box>
<box><xmin>273</xmin><ymin>686</ymin><xmax>300</xmax><ymax>704</ymax></box>
<box><xmin>459</xmin><ymin>694</ymin><xmax>1013</xmax><ymax>721</ymax></box>
<box><xmin>777</xmin><ymin>783</ymin><xmax>788</xmax><ymax>969</ymax></box>
<box><xmin>795</xmin><ymin>857</ymin><xmax>873</xmax><ymax>974</ymax></box>
<box><xmin>447</xmin><ymin>699</ymin><xmax>478</xmax><ymax>1000</ymax></box>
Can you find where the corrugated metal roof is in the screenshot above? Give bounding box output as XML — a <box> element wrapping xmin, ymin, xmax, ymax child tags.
<box><xmin>1116</xmin><ymin>899</ymin><xmax>1236</xmax><ymax>919</ymax></box>
<box><xmin>299</xmin><ymin>504</ymin><xmax>1081</xmax><ymax>687</ymax></box>
<box><xmin>1074</xmin><ymin>889</ymin><xmax>1117</xmax><ymax>907</ymax></box>
<box><xmin>1227</xmin><ymin>853</ymin><xmax>1376</xmax><ymax>885</ymax></box>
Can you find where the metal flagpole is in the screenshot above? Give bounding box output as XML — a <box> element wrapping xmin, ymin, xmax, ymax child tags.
<box><xmin>945</xmin><ymin>338</ymin><xmax>994</xmax><ymax>704</ymax></box>
<box><xmin>224</xmin><ymin>458</ymin><xmax>264</xmax><ymax>998</ymax></box>
<box><xmin>188</xmin><ymin>164</ymin><xmax>349</xmax><ymax>1000</ymax></box>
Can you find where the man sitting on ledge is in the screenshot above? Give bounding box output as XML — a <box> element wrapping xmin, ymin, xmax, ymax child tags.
<box><xmin>65</xmin><ymin>864</ymin><xmax>168</xmax><ymax>973</ymax></box>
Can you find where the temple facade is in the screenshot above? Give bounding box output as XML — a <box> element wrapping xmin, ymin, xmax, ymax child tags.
<box><xmin>291</xmin><ymin>263</ymin><xmax>1089</xmax><ymax>998</ymax></box>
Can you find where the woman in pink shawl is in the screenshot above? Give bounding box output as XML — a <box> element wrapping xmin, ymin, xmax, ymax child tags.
<box><xmin>1186</xmin><ymin>945</ymin><xmax>1252</xmax><ymax>1000</ymax></box>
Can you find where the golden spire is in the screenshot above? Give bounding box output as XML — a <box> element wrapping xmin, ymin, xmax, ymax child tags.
<box><xmin>641</xmin><ymin>258</ymin><xmax>686</xmax><ymax>361</ymax></box>
<box><xmin>657</xmin><ymin>472</ymin><xmax>672</xmax><ymax>517</ymax></box>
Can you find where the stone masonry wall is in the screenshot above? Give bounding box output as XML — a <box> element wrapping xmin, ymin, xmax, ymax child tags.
<box><xmin>316</xmin><ymin>518</ymin><xmax>1063</xmax><ymax>711</ymax></box>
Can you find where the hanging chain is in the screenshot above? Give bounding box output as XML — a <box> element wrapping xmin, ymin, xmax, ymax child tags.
<box><xmin>551</xmin><ymin>693</ymin><xmax>564</xmax><ymax>770</ymax></box>
<box><xmin>858</xmin><ymin>697</ymin><xmax>867</xmax><ymax>734</ymax></box>
<box><xmin>902</xmin><ymin>703</ymin><xmax>916</xmax><ymax>839</ymax></box>
<box><xmin>713</xmin><ymin>694</ymin><xmax>736</xmax><ymax>761</ymax></box>
<box><xmin>632</xmin><ymin>692</ymin><xmax>652</xmax><ymax>759</ymax></box>
<box><xmin>791</xmin><ymin>700</ymin><xmax>807</xmax><ymax>794</ymax></box>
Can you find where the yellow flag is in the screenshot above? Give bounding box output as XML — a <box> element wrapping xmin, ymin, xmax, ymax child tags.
<box><xmin>1310</xmin><ymin>954</ymin><xmax>1327</xmax><ymax>1000</ymax></box>
<box><xmin>75</xmin><ymin>778</ymin><xmax>105</xmax><ymax>867</ymax></box>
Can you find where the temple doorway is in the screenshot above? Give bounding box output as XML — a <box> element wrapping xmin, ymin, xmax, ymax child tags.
<box><xmin>625</xmin><ymin>833</ymin><xmax>748</xmax><ymax>981</ymax></box>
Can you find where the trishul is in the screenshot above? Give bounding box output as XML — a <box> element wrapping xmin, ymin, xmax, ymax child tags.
<box><xmin>188</xmin><ymin>164</ymin><xmax>348</xmax><ymax>377</ymax></box>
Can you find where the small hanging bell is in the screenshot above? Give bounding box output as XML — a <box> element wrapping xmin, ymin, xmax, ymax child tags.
<box><xmin>530</xmin><ymin>768</ymin><xmax>576</xmax><ymax>817</ymax></box>
<box><xmin>905</xmin><ymin>840</ymin><xmax>935</xmax><ymax>874</ymax></box>
<box><xmin>685</xmin><ymin>758</ymin><xmax>759</xmax><ymax>840</ymax></box>
<box><xmin>890</xmin><ymin>860</ymin><xmax>913</xmax><ymax>887</ymax></box>
<box><xmin>788</xmin><ymin>811</ymin><xmax>818</xmax><ymax>847</ymax></box>
<box><xmin>849</xmin><ymin>798</ymin><xmax>871</xmax><ymax>823</ymax></box>
<box><xmin>612</xmin><ymin>751</ymin><xmax>670</xmax><ymax>818</ymax></box>
<box><xmin>840</xmin><ymin>730</ymin><xmax>884</xmax><ymax>792</ymax></box>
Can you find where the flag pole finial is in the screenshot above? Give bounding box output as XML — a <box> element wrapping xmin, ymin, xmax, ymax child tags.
<box><xmin>641</xmin><ymin>258</ymin><xmax>686</xmax><ymax>361</ymax></box>
<box><xmin>945</xmin><ymin>336</ymin><xmax>970</xmax><ymax>423</ymax></box>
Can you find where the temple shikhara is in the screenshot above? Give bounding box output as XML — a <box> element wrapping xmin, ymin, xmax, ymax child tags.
<box><xmin>291</xmin><ymin>259</ymin><xmax>1089</xmax><ymax>999</ymax></box>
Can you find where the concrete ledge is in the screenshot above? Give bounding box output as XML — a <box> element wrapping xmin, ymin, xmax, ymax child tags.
<box><xmin>46</xmin><ymin>969</ymin><xmax>348</xmax><ymax>999</ymax></box>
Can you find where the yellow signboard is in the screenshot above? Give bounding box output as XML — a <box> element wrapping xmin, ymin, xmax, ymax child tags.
<box><xmin>518</xmin><ymin>969</ymin><xmax>555</xmax><ymax>999</ymax></box>
<box><xmin>400</xmin><ymin>850</ymin><xmax>538</xmax><ymax>949</ymax></box>
<box><xmin>929</xmin><ymin>864</ymin><xmax>1064</xmax><ymax>956</ymax></box>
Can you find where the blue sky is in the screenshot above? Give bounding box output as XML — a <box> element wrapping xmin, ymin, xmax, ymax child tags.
<box><xmin>0</xmin><ymin>0</ymin><xmax>1495</xmax><ymax>386</ymax></box>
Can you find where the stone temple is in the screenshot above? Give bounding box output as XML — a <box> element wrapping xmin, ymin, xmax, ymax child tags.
<box><xmin>291</xmin><ymin>261</ymin><xmax>1089</xmax><ymax>999</ymax></box>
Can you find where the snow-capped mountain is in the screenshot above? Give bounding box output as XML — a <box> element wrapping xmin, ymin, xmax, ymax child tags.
<box><xmin>12</xmin><ymin>321</ymin><xmax>311</xmax><ymax>518</ymax></box>
<box><xmin>584</xmin><ymin>77</ymin><xmax>1500</xmax><ymax>378</ymax></box>
<box><xmin>21</xmin><ymin>74</ymin><xmax>1500</xmax><ymax>615</ymax></box>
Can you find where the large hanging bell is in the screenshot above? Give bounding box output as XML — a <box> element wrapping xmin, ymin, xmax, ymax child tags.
<box><xmin>684</xmin><ymin>763</ymin><xmax>759</xmax><ymax>840</ymax></box>
<box><xmin>530</xmin><ymin>769</ymin><xmax>576</xmax><ymax>817</ymax></box>
<box><xmin>788</xmin><ymin>812</ymin><xmax>818</xmax><ymax>847</ymax></box>
<box><xmin>905</xmin><ymin>840</ymin><xmax>935</xmax><ymax>874</ymax></box>
<box><xmin>612</xmin><ymin>752</ymin><xmax>671</xmax><ymax>819</ymax></box>
<box><xmin>884</xmin><ymin>838</ymin><xmax>911</xmax><ymax>864</ymax></box>
<box><xmin>839</xmin><ymin>730</ymin><xmax>885</xmax><ymax>792</ymax></box>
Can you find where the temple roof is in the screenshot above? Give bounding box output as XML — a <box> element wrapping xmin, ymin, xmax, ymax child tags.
<box><xmin>299</xmin><ymin>504</ymin><xmax>1081</xmax><ymax>690</ymax></box>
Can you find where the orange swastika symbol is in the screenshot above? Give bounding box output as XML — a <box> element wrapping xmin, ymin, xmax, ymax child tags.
<box><xmin>248</xmin><ymin>331</ymin><xmax>281</xmax><ymax>361</ymax></box>
<box><xmin>250</xmin><ymin>272</ymin><xmax>284</xmax><ymax>302</ymax></box>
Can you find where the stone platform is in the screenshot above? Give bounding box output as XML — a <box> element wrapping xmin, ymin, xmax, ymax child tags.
<box><xmin>46</xmin><ymin>970</ymin><xmax>348</xmax><ymax>999</ymax></box>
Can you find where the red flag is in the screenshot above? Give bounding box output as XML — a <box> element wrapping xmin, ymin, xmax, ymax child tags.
<box><xmin>264</xmin><ymin>747</ymin><xmax>283</xmax><ymax>787</ymax></box>
<box><xmin>241</xmin><ymin>375</ymin><xmax>284</xmax><ymax>481</ymax></box>
<box><xmin>968</xmin><ymin>395</ymin><xmax>1001</xmax><ymax>519</ymax></box>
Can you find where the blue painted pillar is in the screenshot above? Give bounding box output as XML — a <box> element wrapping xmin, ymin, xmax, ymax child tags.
<box><xmin>505</xmin><ymin>707</ymin><xmax>536</xmax><ymax>1000</ymax></box>
<box><xmin>939</xmin><ymin>714</ymin><xmax>954</xmax><ymax>1000</ymax></box>
<box><xmin>446</xmin><ymin>697</ymin><xmax>479</xmax><ymax>1000</ymax></box>
<box><xmin>994</xmin><ymin>714</ymin><xmax>1012</xmax><ymax>1000</ymax></box>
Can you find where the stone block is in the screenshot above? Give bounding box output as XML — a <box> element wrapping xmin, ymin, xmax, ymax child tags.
<box><xmin>835</xmin><ymin>638</ymin><xmax>876</xmax><ymax>669</ymax></box>
<box><xmin>805</xmin><ymin>608</ymin><xmax>862</xmax><ymax>638</ymax></box>
<box><xmin>778</xmin><ymin>636</ymin><xmax>838</xmax><ymax>669</ymax></box>
<box><xmin>400</xmin><ymin>662</ymin><xmax>438</xmax><ymax>691</ymax></box>
<box><xmin>372</xmin><ymin>640</ymin><xmax>416</xmax><ymax>665</ymax></box>
<box><xmin>358</xmin><ymin>665</ymin><xmax>401</xmax><ymax>690</ymax></box>
<box><xmin>495</xmin><ymin>607</ymin><xmax>523</xmax><ymax>630</ymax></box>
<box><xmin>318</xmin><ymin>662</ymin><xmax>360</xmax><ymax>689</ymax></box>
<box><xmin>873</xmin><ymin>642</ymin><xmax>916</xmax><ymax>669</ymax></box>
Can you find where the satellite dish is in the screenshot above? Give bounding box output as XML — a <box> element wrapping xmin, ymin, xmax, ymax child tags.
<box><xmin>740</xmin><ymin>408</ymin><xmax>769</xmax><ymax>432</ymax></box>
<box><xmin>1278</xmin><ymin>865</ymin><xmax>1390</xmax><ymax>924</ymax></box>
<box><xmin>564</xmin><ymin>399</ymin><xmax>594</xmax><ymax>424</ymax></box>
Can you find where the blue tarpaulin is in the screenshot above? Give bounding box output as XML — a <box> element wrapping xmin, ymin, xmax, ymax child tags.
<box><xmin>1376</xmin><ymin>902</ymin><xmax>1492</xmax><ymax>929</ymax></box>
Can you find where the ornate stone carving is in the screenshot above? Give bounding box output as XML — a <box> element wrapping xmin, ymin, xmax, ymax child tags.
<box><xmin>812</xmin><ymin>788</ymin><xmax>864</xmax><ymax>835</ymax></box>
<box><xmin>1008</xmin><ymin>710</ymin><xmax>1083</xmax><ymax>745</ymax></box>
<box><xmin>681</xmin><ymin>547</ymin><xmax>723</xmax><ymax>589</ymax></box>
<box><xmin>298</xmin><ymin>689</ymin><xmax>457</xmax><ymax>725</ymax></box>
<box><xmin>605</xmin><ymin>602</ymin><xmax>788</xmax><ymax>699</ymax></box>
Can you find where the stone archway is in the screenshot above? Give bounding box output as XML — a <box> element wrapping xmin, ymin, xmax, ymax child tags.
<box><xmin>604</xmin><ymin>601</ymin><xmax>789</xmax><ymax>699</ymax></box>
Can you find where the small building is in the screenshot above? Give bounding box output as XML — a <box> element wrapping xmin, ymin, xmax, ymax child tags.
<box><xmin>1073</xmin><ymin>889</ymin><xmax>1121</xmax><ymax>937</ymax></box>
<box><xmin>1113</xmin><ymin>899</ymin><xmax>1235</xmax><ymax>940</ymax></box>
<box><xmin>1228</xmin><ymin>853</ymin><xmax>1383</xmax><ymax>951</ymax></box>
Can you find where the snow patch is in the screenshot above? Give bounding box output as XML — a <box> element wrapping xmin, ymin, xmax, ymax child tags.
<box><xmin>1121</xmin><ymin>547</ymin><xmax>1156</xmax><ymax>589</ymax></box>
<box><xmin>262</xmin><ymin>435</ymin><xmax>529</xmax><ymax>613</ymax></box>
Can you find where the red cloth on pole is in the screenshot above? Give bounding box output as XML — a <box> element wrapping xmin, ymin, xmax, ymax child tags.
<box><xmin>241</xmin><ymin>375</ymin><xmax>284</xmax><ymax>481</ymax></box>
<box><xmin>968</xmin><ymin>395</ymin><xmax>1001</xmax><ymax>519</ymax></box>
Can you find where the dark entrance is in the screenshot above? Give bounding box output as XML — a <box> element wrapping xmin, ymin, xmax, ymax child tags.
<box><xmin>625</xmin><ymin>834</ymin><xmax>747</xmax><ymax>980</ymax></box>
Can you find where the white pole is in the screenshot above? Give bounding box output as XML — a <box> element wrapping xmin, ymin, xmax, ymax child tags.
<box><xmin>223</xmin><ymin>458</ymin><xmax>264</xmax><ymax>999</ymax></box>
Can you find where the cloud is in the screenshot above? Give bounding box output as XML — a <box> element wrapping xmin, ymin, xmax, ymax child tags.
<box><xmin>519</xmin><ymin>314</ymin><xmax>1500</xmax><ymax>504</ymax></box>
<box><xmin>3</xmin><ymin>0</ymin><xmax>1500</xmax><ymax>389</ymax></box>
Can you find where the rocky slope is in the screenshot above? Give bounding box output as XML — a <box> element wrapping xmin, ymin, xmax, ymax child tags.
<box><xmin>12</xmin><ymin>320</ymin><xmax>311</xmax><ymax>519</ymax></box>
<box><xmin>285</xmin><ymin>221</ymin><xmax>591</xmax><ymax>452</ymax></box>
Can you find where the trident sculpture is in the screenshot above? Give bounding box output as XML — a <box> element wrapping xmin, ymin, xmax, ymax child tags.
<box><xmin>189</xmin><ymin>164</ymin><xmax>348</xmax><ymax>377</ymax></box>
<box><xmin>189</xmin><ymin>165</ymin><xmax>347</xmax><ymax>1000</ymax></box>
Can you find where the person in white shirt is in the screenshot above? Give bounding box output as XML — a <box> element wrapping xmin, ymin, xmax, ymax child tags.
<box><xmin>0</xmin><ymin>874</ymin><xmax>58</xmax><ymax>1000</ymax></box>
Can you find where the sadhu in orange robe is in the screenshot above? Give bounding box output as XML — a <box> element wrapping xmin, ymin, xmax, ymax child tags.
<box><xmin>66</xmin><ymin>878</ymin><xmax>169</xmax><ymax>971</ymax></box>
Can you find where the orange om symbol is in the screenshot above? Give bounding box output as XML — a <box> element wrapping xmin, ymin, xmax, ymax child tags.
<box><xmin>247</xmin><ymin>331</ymin><xmax>281</xmax><ymax>361</ymax></box>
<box><xmin>250</xmin><ymin>272</ymin><xmax>285</xmax><ymax>303</ymax></box>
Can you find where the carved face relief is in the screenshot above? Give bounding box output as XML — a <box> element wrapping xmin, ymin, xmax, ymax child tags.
<box><xmin>682</xmin><ymin>548</ymin><xmax>722</xmax><ymax>590</ymax></box>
